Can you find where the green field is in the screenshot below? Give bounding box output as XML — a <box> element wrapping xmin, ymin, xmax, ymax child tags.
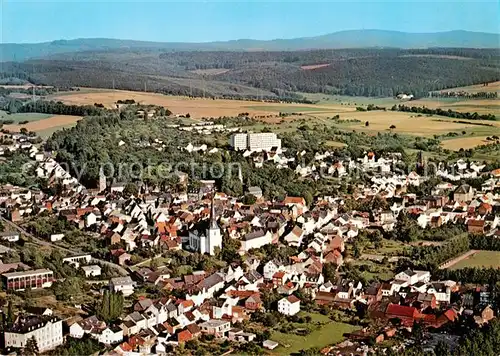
<box><xmin>271</xmin><ymin>312</ymin><xmax>358</xmax><ymax>354</ymax></box>
<box><xmin>245</xmin><ymin>105</ymin><xmax>329</xmax><ymax>113</ymax></box>
<box><xmin>449</xmin><ymin>250</ymin><xmax>500</xmax><ymax>270</ymax></box>
<box><xmin>0</xmin><ymin>110</ymin><xmax>51</xmax><ymax>123</ymax></box>
<box><xmin>37</xmin><ymin>123</ymin><xmax>79</xmax><ymax>138</ymax></box>
<box><xmin>299</xmin><ymin>92</ymin><xmax>400</xmax><ymax>106</ymax></box>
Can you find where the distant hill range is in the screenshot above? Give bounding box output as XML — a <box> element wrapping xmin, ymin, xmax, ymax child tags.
<box><xmin>1</xmin><ymin>30</ymin><xmax>499</xmax><ymax>62</ymax></box>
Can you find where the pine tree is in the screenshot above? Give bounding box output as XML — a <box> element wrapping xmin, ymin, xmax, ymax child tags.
<box><xmin>23</xmin><ymin>336</ymin><xmax>39</xmax><ymax>356</ymax></box>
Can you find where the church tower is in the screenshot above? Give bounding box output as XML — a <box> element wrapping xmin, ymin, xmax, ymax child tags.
<box><xmin>204</xmin><ymin>191</ymin><xmax>222</xmax><ymax>255</ymax></box>
<box><xmin>99</xmin><ymin>167</ymin><xmax>107</xmax><ymax>192</ymax></box>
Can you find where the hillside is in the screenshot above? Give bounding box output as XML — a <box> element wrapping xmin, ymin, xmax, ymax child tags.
<box><xmin>1</xmin><ymin>30</ymin><xmax>499</xmax><ymax>62</ymax></box>
<box><xmin>1</xmin><ymin>48</ymin><xmax>498</xmax><ymax>100</ymax></box>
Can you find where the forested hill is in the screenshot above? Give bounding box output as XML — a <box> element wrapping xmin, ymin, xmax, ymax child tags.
<box><xmin>1</xmin><ymin>30</ymin><xmax>499</xmax><ymax>62</ymax></box>
<box><xmin>1</xmin><ymin>47</ymin><xmax>499</xmax><ymax>99</ymax></box>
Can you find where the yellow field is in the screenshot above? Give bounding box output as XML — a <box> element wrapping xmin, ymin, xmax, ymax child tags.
<box><xmin>315</xmin><ymin>111</ymin><xmax>500</xmax><ymax>136</ymax></box>
<box><xmin>49</xmin><ymin>89</ymin><xmax>353</xmax><ymax>118</ymax></box>
<box><xmin>48</xmin><ymin>88</ymin><xmax>499</xmax><ymax>137</ymax></box>
<box><xmin>4</xmin><ymin>115</ymin><xmax>82</xmax><ymax>132</ymax></box>
<box><xmin>436</xmin><ymin>81</ymin><xmax>500</xmax><ymax>94</ymax></box>
<box><xmin>441</xmin><ymin>136</ymin><xmax>498</xmax><ymax>150</ymax></box>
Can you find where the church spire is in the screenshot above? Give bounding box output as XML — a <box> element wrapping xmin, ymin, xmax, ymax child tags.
<box><xmin>209</xmin><ymin>189</ymin><xmax>218</xmax><ymax>229</ymax></box>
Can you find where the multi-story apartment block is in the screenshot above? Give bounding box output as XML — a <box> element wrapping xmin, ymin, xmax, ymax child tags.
<box><xmin>229</xmin><ymin>133</ymin><xmax>281</xmax><ymax>152</ymax></box>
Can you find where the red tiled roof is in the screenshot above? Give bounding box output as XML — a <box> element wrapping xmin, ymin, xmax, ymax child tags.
<box><xmin>287</xmin><ymin>295</ymin><xmax>300</xmax><ymax>304</ymax></box>
<box><xmin>386</xmin><ymin>304</ymin><xmax>417</xmax><ymax>318</ymax></box>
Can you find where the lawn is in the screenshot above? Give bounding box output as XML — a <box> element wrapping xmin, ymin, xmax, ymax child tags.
<box><xmin>271</xmin><ymin>312</ymin><xmax>359</xmax><ymax>354</ymax></box>
<box><xmin>0</xmin><ymin>110</ymin><xmax>51</xmax><ymax>123</ymax></box>
<box><xmin>449</xmin><ymin>250</ymin><xmax>500</xmax><ymax>270</ymax></box>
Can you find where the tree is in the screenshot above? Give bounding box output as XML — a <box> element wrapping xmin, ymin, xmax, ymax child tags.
<box><xmin>123</xmin><ymin>182</ymin><xmax>138</xmax><ymax>196</ymax></box>
<box><xmin>20</xmin><ymin>127</ymin><xmax>28</xmax><ymax>135</ymax></box>
<box><xmin>389</xmin><ymin>125</ymin><xmax>396</xmax><ymax>130</ymax></box>
<box><xmin>242</xmin><ymin>193</ymin><xmax>257</xmax><ymax>205</ymax></box>
<box><xmin>96</xmin><ymin>290</ymin><xmax>124</xmax><ymax>322</ymax></box>
<box><xmin>365</xmin><ymin>121</ymin><xmax>370</xmax><ymax>127</ymax></box>
<box><xmin>22</xmin><ymin>336</ymin><xmax>39</xmax><ymax>356</ymax></box>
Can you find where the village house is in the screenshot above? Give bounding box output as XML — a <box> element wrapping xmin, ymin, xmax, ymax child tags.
<box><xmin>277</xmin><ymin>295</ymin><xmax>301</xmax><ymax>316</ymax></box>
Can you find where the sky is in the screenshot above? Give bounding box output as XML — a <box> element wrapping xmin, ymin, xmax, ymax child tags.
<box><xmin>1</xmin><ymin>0</ymin><xmax>499</xmax><ymax>43</ymax></box>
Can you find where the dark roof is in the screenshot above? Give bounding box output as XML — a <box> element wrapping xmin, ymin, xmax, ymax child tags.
<box><xmin>9</xmin><ymin>315</ymin><xmax>61</xmax><ymax>334</ymax></box>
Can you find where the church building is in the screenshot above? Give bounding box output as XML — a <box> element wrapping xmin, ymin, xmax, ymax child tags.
<box><xmin>188</xmin><ymin>193</ymin><xmax>222</xmax><ymax>255</ymax></box>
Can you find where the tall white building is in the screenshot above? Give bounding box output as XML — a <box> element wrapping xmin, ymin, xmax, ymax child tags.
<box><xmin>229</xmin><ymin>133</ymin><xmax>281</xmax><ymax>152</ymax></box>
<box><xmin>188</xmin><ymin>193</ymin><xmax>222</xmax><ymax>255</ymax></box>
<box><xmin>230</xmin><ymin>133</ymin><xmax>248</xmax><ymax>151</ymax></box>
<box><xmin>4</xmin><ymin>315</ymin><xmax>63</xmax><ymax>352</ymax></box>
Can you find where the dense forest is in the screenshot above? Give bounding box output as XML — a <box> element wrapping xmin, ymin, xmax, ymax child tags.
<box><xmin>0</xmin><ymin>47</ymin><xmax>498</xmax><ymax>99</ymax></box>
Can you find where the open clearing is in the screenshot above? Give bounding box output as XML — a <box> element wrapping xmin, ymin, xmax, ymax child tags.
<box><xmin>4</xmin><ymin>115</ymin><xmax>81</xmax><ymax>134</ymax></box>
<box><xmin>441</xmin><ymin>136</ymin><xmax>498</xmax><ymax>150</ymax></box>
<box><xmin>316</xmin><ymin>111</ymin><xmax>500</xmax><ymax>136</ymax></box>
<box><xmin>0</xmin><ymin>110</ymin><xmax>52</xmax><ymax>123</ymax></box>
<box><xmin>271</xmin><ymin>312</ymin><xmax>358</xmax><ymax>354</ymax></box>
<box><xmin>189</xmin><ymin>68</ymin><xmax>231</xmax><ymax>75</ymax></box>
<box><xmin>448</xmin><ymin>250</ymin><xmax>500</xmax><ymax>270</ymax></box>
<box><xmin>436</xmin><ymin>81</ymin><xmax>500</xmax><ymax>94</ymax></box>
<box><xmin>301</xmin><ymin>63</ymin><xmax>330</xmax><ymax>70</ymax></box>
<box><xmin>49</xmin><ymin>89</ymin><xmax>499</xmax><ymax>137</ymax></box>
<box><xmin>49</xmin><ymin>89</ymin><xmax>353</xmax><ymax>118</ymax></box>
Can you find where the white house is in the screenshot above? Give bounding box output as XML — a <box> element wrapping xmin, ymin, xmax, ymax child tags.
<box><xmin>98</xmin><ymin>326</ymin><xmax>124</xmax><ymax>345</ymax></box>
<box><xmin>263</xmin><ymin>260</ymin><xmax>285</xmax><ymax>280</ymax></box>
<box><xmin>240</xmin><ymin>230</ymin><xmax>272</xmax><ymax>252</ymax></box>
<box><xmin>426</xmin><ymin>282</ymin><xmax>451</xmax><ymax>304</ymax></box>
<box><xmin>394</xmin><ymin>269</ymin><xmax>430</xmax><ymax>285</ymax></box>
<box><xmin>277</xmin><ymin>295</ymin><xmax>301</xmax><ymax>316</ymax></box>
<box><xmin>109</xmin><ymin>276</ymin><xmax>135</xmax><ymax>297</ymax></box>
<box><xmin>0</xmin><ymin>232</ymin><xmax>20</xmax><ymax>242</ymax></box>
<box><xmin>81</xmin><ymin>265</ymin><xmax>102</xmax><ymax>278</ymax></box>
<box><xmin>50</xmin><ymin>233</ymin><xmax>65</xmax><ymax>242</ymax></box>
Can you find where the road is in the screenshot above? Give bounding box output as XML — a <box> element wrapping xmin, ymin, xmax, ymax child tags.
<box><xmin>0</xmin><ymin>216</ymin><xmax>128</xmax><ymax>276</ymax></box>
<box><xmin>439</xmin><ymin>249</ymin><xmax>478</xmax><ymax>270</ymax></box>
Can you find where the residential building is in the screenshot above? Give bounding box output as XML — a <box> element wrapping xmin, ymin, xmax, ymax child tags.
<box><xmin>4</xmin><ymin>315</ymin><xmax>63</xmax><ymax>352</ymax></box>
<box><xmin>109</xmin><ymin>276</ymin><xmax>135</xmax><ymax>297</ymax></box>
<box><xmin>82</xmin><ymin>265</ymin><xmax>102</xmax><ymax>277</ymax></box>
<box><xmin>277</xmin><ymin>295</ymin><xmax>301</xmax><ymax>316</ymax></box>
<box><xmin>199</xmin><ymin>319</ymin><xmax>231</xmax><ymax>337</ymax></box>
<box><xmin>229</xmin><ymin>133</ymin><xmax>281</xmax><ymax>152</ymax></box>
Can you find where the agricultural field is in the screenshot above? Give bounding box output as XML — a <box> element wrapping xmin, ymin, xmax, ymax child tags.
<box><xmin>4</xmin><ymin>115</ymin><xmax>82</xmax><ymax>137</ymax></box>
<box><xmin>271</xmin><ymin>312</ymin><xmax>359</xmax><ymax>354</ymax></box>
<box><xmin>48</xmin><ymin>88</ymin><xmax>499</xmax><ymax>138</ymax></box>
<box><xmin>449</xmin><ymin>250</ymin><xmax>500</xmax><ymax>270</ymax></box>
<box><xmin>0</xmin><ymin>110</ymin><xmax>52</xmax><ymax>123</ymax></box>
<box><xmin>314</xmin><ymin>111</ymin><xmax>500</xmax><ymax>137</ymax></box>
<box><xmin>50</xmin><ymin>90</ymin><xmax>336</xmax><ymax>118</ymax></box>
<box><xmin>441</xmin><ymin>136</ymin><xmax>498</xmax><ymax>151</ymax></box>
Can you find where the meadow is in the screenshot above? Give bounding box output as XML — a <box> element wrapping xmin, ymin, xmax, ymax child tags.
<box><xmin>449</xmin><ymin>251</ymin><xmax>500</xmax><ymax>270</ymax></box>
<box><xmin>271</xmin><ymin>312</ymin><xmax>359</xmax><ymax>354</ymax></box>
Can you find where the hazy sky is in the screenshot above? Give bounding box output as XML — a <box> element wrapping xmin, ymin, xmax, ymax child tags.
<box><xmin>1</xmin><ymin>0</ymin><xmax>499</xmax><ymax>43</ymax></box>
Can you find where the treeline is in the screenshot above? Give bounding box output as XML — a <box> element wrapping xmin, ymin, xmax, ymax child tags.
<box><xmin>3</xmin><ymin>99</ymin><xmax>104</xmax><ymax>116</ymax></box>
<box><xmin>392</xmin><ymin>104</ymin><xmax>497</xmax><ymax>121</ymax></box>
<box><xmin>404</xmin><ymin>234</ymin><xmax>470</xmax><ymax>269</ymax></box>
<box><xmin>429</xmin><ymin>91</ymin><xmax>498</xmax><ymax>99</ymax></box>
<box><xmin>469</xmin><ymin>235</ymin><xmax>500</xmax><ymax>251</ymax></box>
<box><xmin>435</xmin><ymin>267</ymin><xmax>500</xmax><ymax>285</ymax></box>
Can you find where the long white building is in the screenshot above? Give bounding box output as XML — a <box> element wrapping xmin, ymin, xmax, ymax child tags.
<box><xmin>4</xmin><ymin>315</ymin><xmax>63</xmax><ymax>352</ymax></box>
<box><xmin>230</xmin><ymin>133</ymin><xmax>281</xmax><ymax>152</ymax></box>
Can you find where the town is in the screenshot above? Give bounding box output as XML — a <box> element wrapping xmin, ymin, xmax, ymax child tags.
<box><xmin>0</xmin><ymin>98</ymin><xmax>499</xmax><ymax>355</ymax></box>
